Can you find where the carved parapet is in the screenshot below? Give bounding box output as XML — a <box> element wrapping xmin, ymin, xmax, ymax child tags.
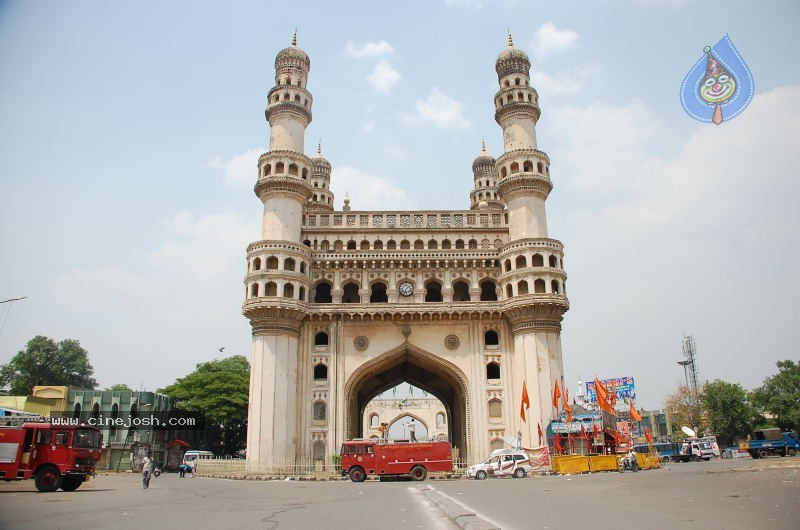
<box><xmin>254</xmin><ymin>176</ymin><xmax>312</xmax><ymax>202</ymax></box>
<box><xmin>494</xmin><ymin>101</ymin><xmax>541</xmax><ymax>124</ymax></box>
<box><xmin>496</xmin><ymin>173</ymin><xmax>552</xmax><ymax>202</ymax></box>
<box><xmin>243</xmin><ymin>299</ymin><xmax>308</xmax><ymax>335</ymax></box>
<box><xmin>501</xmin><ymin>294</ymin><xmax>569</xmax><ymax>333</ymax></box>
<box><xmin>265</xmin><ymin>99</ymin><xmax>312</xmax><ymax>126</ymax></box>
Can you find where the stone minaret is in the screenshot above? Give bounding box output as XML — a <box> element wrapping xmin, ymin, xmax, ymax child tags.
<box><xmin>469</xmin><ymin>140</ymin><xmax>503</xmax><ymax>210</ymax></box>
<box><xmin>495</xmin><ymin>33</ymin><xmax>569</xmax><ymax>445</ymax></box>
<box><xmin>245</xmin><ymin>31</ymin><xmax>314</xmax><ymax>472</ymax></box>
<box><xmin>307</xmin><ymin>142</ymin><xmax>334</xmax><ymax>212</ymax></box>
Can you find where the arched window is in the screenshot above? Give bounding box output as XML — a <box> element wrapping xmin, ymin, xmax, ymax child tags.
<box><xmin>91</xmin><ymin>402</ymin><xmax>100</xmax><ymax>420</ymax></box>
<box><xmin>360</xmin><ymin>240</ymin><xmax>370</xmax><ymax>250</ymax></box>
<box><xmin>532</xmin><ymin>254</ymin><xmax>544</xmax><ymax>267</ymax></box>
<box><xmin>468</xmin><ymin>239</ymin><xmax>478</xmax><ymax>249</ymax></box>
<box><xmin>73</xmin><ymin>402</ymin><xmax>81</xmax><ymax>418</ymax></box>
<box><xmin>452</xmin><ymin>281</ymin><xmax>471</xmax><ymax>302</ymax></box>
<box><xmin>505</xmin><ymin>284</ymin><xmax>513</xmax><ymax>297</ymax></box>
<box><xmin>313</xmin><ymin>401</ymin><xmax>326</xmax><ymax>422</ymax></box>
<box><xmin>518</xmin><ymin>280</ymin><xmax>529</xmax><ymax>295</ymax></box>
<box><xmin>424</xmin><ymin>281</ymin><xmax>443</xmax><ymax>302</ymax></box>
<box><xmin>537</xmin><ymin>162</ymin><xmax>544</xmax><ymax>174</ymax></box>
<box><xmin>252</xmin><ymin>257</ymin><xmax>262</xmax><ymax>271</ymax></box>
<box><xmin>387</xmin><ymin>239</ymin><xmax>397</xmax><ymax>250</ymax></box>
<box><xmin>265</xmin><ymin>282</ymin><xmax>278</xmax><ymax>296</ymax></box>
<box><xmin>515</xmin><ymin>256</ymin><xmax>527</xmax><ymax>268</ymax></box>
<box><xmin>313</xmin><ymin>363</ymin><xmax>328</xmax><ymax>381</ymax></box>
<box><xmin>288</xmin><ymin>163</ymin><xmax>298</xmax><ymax>176</ymax></box>
<box><xmin>110</xmin><ymin>403</ymin><xmax>119</xmax><ymax>439</ymax></box>
<box><xmin>370</xmin><ymin>282</ymin><xmax>388</xmax><ymax>303</ymax></box>
<box><xmin>480</xmin><ymin>280</ymin><xmax>498</xmax><ymax>301</ymax></box>
<box><xmin>298</xmin><ymin>286</ymin><xmax>306</xmax><ymax>301</ymax></box>
<box><xmin>314</xmin><ymin>331</ymin><xmax>329</xmax><ymax>346</ymax></box>
<box><xmin>266</xmin><ymin>257</ymin><xmax>279</xmax><ymax>270</ymax></box>
<box><xmin>523</xmin><ymin>160</ymin><xmax>533</xmax><ymax>172</ymax></box>
<box><xmin>334</xmin><ymin>240</ymin><xmax>343</xmax><ymax>251</ymax></box>
<box><xmin>504</xmin><ymin>259</ymin><xmax>512</xmax><ymax>272</ymax></box>
<box><xmin>484</xmin><ymin>330</ymin><xmax>499</xmax><ymax>347</ymax></box>
<box><xmin>283</xmin><ymin>283</ymin><xmax>294</xmax><ymax>298</ymax></box>
<box><xmin>370</xmin><ymin>414</ymin><xmax>380</xmax><ymax>428</ymax></box>
<box><xmin>549</xmin><ymin>255</ymin><xmax>558</xmax><ymax>268</ymax></box>
<box><xmin>250</xmin><ymin>283</ymin><xmax>259</xmax><ymax>297</ymax></box>
<box><xmin>314</xmin><ymin>282</ymin><xmax>332</xmax><ymax>303</ymax></box>
<box><xmin>534</xmin><ymin>279</ymin><xmax>546</xmax><ymax>293</ymax></box>
<box><xmin>455</xmin><ymin>239</ymin><xmax>465</xmax><ymax>249</ymax></box>
<box><xmin>300</xmin><ymin>262</ymin><xmax>306</xmax><ymax>274</ymax></box>
<box><xmin>488</xmin><ymin>399</ymin><xmax>502</xmax><ymax>419</ymax></box>
<box><xmin>347</xmin><ymin>240</ymin><xmax>357</xmax><ymax>250</ymax></box>
<box><xmin>373</xmin><ymin>240</ymin><xmax>383</xmax><ymax>250</ymax></box>
<box><xmin>342</xmin><ymin>282</ymin><xmax>360</xmax><ymax>303</ymax></box>
<box><xmin>414</xmin><ymin>239</ymin><xmax>424</xmax><ymax>250</ymax></box>
<box><xmin>400</xmin><ymin>240</ymin><xmax>411</xmax><ymax>250</ymax></box>
<box><xmin>486</xmin><ymin>361</ymin><xmax>501</xmax><ymax>379</ymax></box>
<box><xmin>510</xmin><ymin>162</ymin><xmax>520</xmax><ymax>174</ymax></box>
<box><xmin>265</xmin><ymin>164</ymin><xmax>272</xmax><ymax>176</ymax></box>
<box><xmin>490</xmin><ymin>438</ymin><xmax>504</xmax><ymax>450</ymax></box>
<box><xmin>441</xmin><ymin>239</ymin><xmax>451</xmax><ymax>249</ymax></box>
<box><xmin>321</xmin><ymin>240</ymin><xmax>330</xmax><ymax>251</ymax></box>
<box><xmin>551</xmin><ymin>280</ymin><xmax>560</xmax><ymax>294</ymax></box>
<box><xmin>436</xmin><ymin>412</ymin><xmax>446</xmax><ymax>426</ymax></box>
<box><xmin>276</xmin><ymin>162</ymin><xmax>285</xmax><ymax>173</ymax></box>
<box><xmin>312</xmin><ymin>441</ymin><xmax>326</xmax><ymax>463</ymax></box>
<box><xmin>428</xmin><ymin>239</ymin><xmax>438</xmax><ymax>249</ymax></box>
<box><xmin>284</xmin><ymin>258</ymin><xmax>296</xmax><ymax>271</ymax></box>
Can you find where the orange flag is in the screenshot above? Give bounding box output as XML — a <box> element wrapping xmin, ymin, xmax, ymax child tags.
<box><xmin>563</xmin><ymin>387</ymin><xmax>572</xmax><ymax>423</ymax></box>
<box><xmin>552</xmin><ymin>380</ymin><xmax>562</xmax><ymax>410</ymax></box>
<box><xmin>644</xmin><ymin>427</ymin><xmax>653</xmax><ymax>444</ymax></box>
<box><xmin>629</xmin><ymin>399</ymin><xmax>642</xmax><ymax>422</ymax></box>
<box><xmin>520</xmin><ymin>380</ymin><xmax>531</xmax><ymax>422</ymax></box>
<box><xmin>537</xmin><ymin>422</ymin><xmax>543</xmax><ymax>446</ymax></box>
<box><xmin>594</xmin><ymin>377</ymin><xmax>615</xmax><ymax>415</ymax></box>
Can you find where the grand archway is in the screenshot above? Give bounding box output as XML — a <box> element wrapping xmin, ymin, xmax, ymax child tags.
<box><xmin>344</xmin><ymin>343</ymin><xmax>471</xmax><ymax>460</ymax></box>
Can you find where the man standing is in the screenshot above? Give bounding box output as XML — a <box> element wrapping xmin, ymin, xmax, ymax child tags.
<box><xmin>142</xmin><ymin>453</ymin><xmax>153</xmax><ymax>489</ymax></box>
<box><xmin>408</xmin><ymin>419</ymin><xmax>417</xmax><ymax>442</ymax></box>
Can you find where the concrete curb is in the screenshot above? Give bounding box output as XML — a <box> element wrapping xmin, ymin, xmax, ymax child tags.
<box><xmin>419</xmin><ymin>485</ymin><xmax>500</xmax><ymax>530</ymax></box>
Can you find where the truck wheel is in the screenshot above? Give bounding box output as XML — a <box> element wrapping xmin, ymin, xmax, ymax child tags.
<box><xmin>409</xmin><ymin>465</ymin><xmax>427</xmax><ymax>481</ymax></box>
<box><xmin>749</xmin><ymin>450</ymin><xmax>759</xmax><ymax>459</ymax></box>
<box><xmin>475</xmin><ymin>470</ymin><xmax>487</xmax><ymax>480</ymax></box>
<box><xmin>60</xmin><ymin>476</ymin><xmax>83</xmax><ymax>492</ymax></box>
<box><xmin>348</xmin><ymin>467</ymin><xmax>366</xmax><ymax>483</ymax></box>
<box><xmin>788</xmin><ymin>448</ymin><xmax>797</xmax><ymax>457</ymax></box>
<box><xmin>35</xmin><ymin>466</ymin><xmax>62</xmax><ymax>492</ymax></box>
<box><xmin>513</xmin><ymin>468</ymin><xmax>526</xmax><ymax>478</ymax></box>
<box><xmin>758</xmin><ymin>450</ymin><xmax>768</xmax><ymax>459</ymax></box>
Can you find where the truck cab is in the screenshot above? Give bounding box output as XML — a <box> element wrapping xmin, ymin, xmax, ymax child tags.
<box><xmin>466</xmin><ymin>449</ymin><xmax>532</xmax><ymax>479</ymax></box>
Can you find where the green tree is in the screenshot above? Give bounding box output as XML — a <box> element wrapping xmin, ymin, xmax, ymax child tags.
<box><xmin>106</xmin><ymin>383</ymin><xmax>133</xmax><ymax>392</ymax></box>
<box><xmin>161</xmin><ymin>355</ymin><xmax>249</xmax><ymax>455</ymax></box>
<box><xmin>701</xmin><ymin>379</ymin><xmax>761</xmax><ymax>447</ymax></box>
<box><xmin>664</xmin><ymin>384</ymin><xmax>706</xmax><ymax>437</ymax></box>
<box><xmin>751</xmin><ymin>360</ymin><xmax>800</xmax><ymax>432</ymax></box>
<box><xmin>0</xmin><ymin>336</ymin><xmax>97</xmax><ymax>394</ymax></box>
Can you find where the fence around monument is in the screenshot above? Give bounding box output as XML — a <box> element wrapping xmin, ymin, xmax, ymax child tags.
<box><xmin>196</xmin><ymin>457</ymin><xmax>470</xmax><ymax>478</ymax></box>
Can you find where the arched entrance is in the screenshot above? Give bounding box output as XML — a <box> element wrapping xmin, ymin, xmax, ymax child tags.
<box><xmin>344</xmin><ymin>343</ymin><xmax>471</xmax><ymax>460</ymax></box>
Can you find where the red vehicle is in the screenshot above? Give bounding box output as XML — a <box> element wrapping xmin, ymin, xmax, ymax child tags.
<box><xmin>0</xmin><ymin>422</ymin><xmax>102</xmax><ymax>492</ymax></box>
<box><xmin>340</xmin><ymin>439</ymin><xmax>453</xmax><ymax>482</ymax></box>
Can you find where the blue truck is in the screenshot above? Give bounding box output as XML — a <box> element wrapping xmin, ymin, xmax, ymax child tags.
<box><xmin>739</xmin><ymin>428</ymin><xmax>799</xmax><ymax>458</ymax></box>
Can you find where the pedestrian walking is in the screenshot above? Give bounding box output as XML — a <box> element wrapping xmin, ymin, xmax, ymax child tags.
<box><xmin>142</xmin><ymin>453</ymin><xmax>153</xmax><ymax>489</ymax></box>
<box><xmin>191</xmin><ymin>457</ymin><xmax>198</xmax><ymax>478</ymax></box>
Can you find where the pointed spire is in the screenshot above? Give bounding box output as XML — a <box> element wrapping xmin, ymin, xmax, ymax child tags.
<box><xmin>481</xmin><ymin>138</ymin><xmax>486</xmax><ymax>153</ymax></box>
<box><xmin>317</xmin><ymin>140</ymin><xmax>322</xmax><ymax>156</ymax></box>
<box><xmin>507</xmin><ymin>29</ymin><xmax>514</xmax><ymax>48</ymax></box>
<box><xmin>292</xmin><ymin>28</ymin><xmax>297</xmax><ymax>47</ymax></box>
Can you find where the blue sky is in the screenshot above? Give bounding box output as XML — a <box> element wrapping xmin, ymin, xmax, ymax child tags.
<box><xmin>1</xmin><ymin>0</ymin><xmax>798</xmax><ymax>409</ymax></box>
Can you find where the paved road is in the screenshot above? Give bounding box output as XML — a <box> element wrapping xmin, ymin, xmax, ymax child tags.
<box><xmin>0</xmin><ymin>458</ymin><xmax>797</xmax><ymax>529</ymax></box>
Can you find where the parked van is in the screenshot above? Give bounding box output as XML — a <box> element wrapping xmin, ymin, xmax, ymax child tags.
<box><xmin>182</xmin><ymin>450</ymin><xmax>214</xmax><ymax>466</ymax></box>
<box><xmin>466</xmin><ymin>449</ymin><xmax>532</xmax><ymax>479</ymax></box>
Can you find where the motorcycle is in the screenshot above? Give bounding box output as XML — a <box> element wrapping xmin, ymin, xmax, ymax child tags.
<box><xmin>153</xmin><ymin>465</ymin><xmax>162</xmax><ymax>477</ymax></box>
<box><xmin>619</xmin><ymin>456</ymin><xmax>639</xmax><ymax>472</ymax></box>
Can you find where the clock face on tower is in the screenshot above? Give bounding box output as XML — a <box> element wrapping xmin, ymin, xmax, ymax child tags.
<box><xmin>399</xmin><ymin>281</ymin><xmax>414</xmax><ymax>297</ymax></box>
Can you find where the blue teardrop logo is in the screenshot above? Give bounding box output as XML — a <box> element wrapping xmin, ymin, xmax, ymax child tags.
<box><xmin>680</xmin><ymin>34</ymin><xmax>754</xmax><ymax>125</ymax></box>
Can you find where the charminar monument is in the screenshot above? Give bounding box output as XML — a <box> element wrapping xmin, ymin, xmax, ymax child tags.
<box><xmin>244</xmin><ymin>32</ymin><xmax>569</xmax><ymax>472</ymax></box>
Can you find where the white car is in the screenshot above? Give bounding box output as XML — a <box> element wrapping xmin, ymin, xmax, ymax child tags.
<box><xmin>466</xmin><ymin>449</ymin><xmax>532</xmax><ymax>479</ymax></box>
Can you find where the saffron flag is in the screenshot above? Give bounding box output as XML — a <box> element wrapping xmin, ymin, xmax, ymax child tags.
<box><xmin>644</xmin><ymin>427</ymin><xmax>653</xmax><ymax>444</ymax></box>
<box><xmin>592</xmin><ymin>424</ymin><xmax>600</xmax><ymax>440</ymax></box>
<box><xmin>537</xmin><ymin>422</ymin><xmax>543</xmax><ymax>446</ymax></box>
<box><xmin>580</xmin><ymin>424</ymin><xmax>589</xmax><ymax>440</ymax></box>
<box><xmin>552</xmin><ymin>380</ymin><xmax>562</xmax><ymax>410</ymax></box>
<box><xmin>553</xmin><ymin>434</ymin><xmax>562</xmax><ymax>453</ymax></box>
<box><xmin>563</xmin><ymin>387</ymin><xmax>572</xmax><ymax>423</ymax></box>
<box><xmin>520</xmin><ymin>380</ymin><xmax>531</xmax><ymax>422</ymax></box>
<box><xmin>593</xmin><ymin>377</ymin><xmax>615</xmax><ymax>415</ymax></box>
<box><xmin>629</xmin><ymin>400</ymin><xmax>643</xmax><ymax>422</ymax></box>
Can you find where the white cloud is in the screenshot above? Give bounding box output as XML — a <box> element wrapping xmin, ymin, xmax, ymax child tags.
<box><xmin>345</xmin><ymin>40</ymin><xmax>395</xmax><ymax>59</ymax></box>
<box><xmin>534</xmin><ymin>64</ymin><xmax>602</xmax><ymax>96</ymax></box>
<box><xmin>209</xmin><ymin>148</ymin><xmax>262</xmax><ymax>188</ymax></box>
<box><xmin>330</xmin><ymin>165</ymin><xmax>415</xmax><ymax>210</ymax></box>
<box><xmin>403</xmin><ymin>88</ymin><xmax>471</xmax><ymax>129</ymax></box>
<box><xmin>554</xmin><ymin>86</ymin><xmax>800</xmax><ymax>407</ymax></box>
<box><xmin>444</xmin><ymin>0</ymin><xmax>487</xmax><ymax>8</ymax></box>
<box><xmin>367</xmin><ymin>60</ymin><xmax>402</xmax><ymax>93</ymax></box>
<box><xmin>533</xmin><ymin>22</ymin><xmax>579</xmax><ymax>58</ymax></box>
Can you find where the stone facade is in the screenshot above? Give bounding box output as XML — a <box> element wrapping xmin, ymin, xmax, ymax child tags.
<box><xmin>244</xmin><ymin>33</ymin><xmax>569</xmax><ymax>472</ymax></box>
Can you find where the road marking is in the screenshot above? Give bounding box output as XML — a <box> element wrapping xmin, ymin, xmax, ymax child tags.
<box><xmin>415</xmin><ymin>484</ymin><xmax>505</xmax><ymax>529</ymax></box>
<box><xmin>409</xmin><ymin>485</ymin><xmax>458</xmax><ymax>529</ymax></box>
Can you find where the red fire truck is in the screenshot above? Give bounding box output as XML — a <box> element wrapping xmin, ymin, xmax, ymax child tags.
<box><xmin>340</xmin><ymin>439</ymin><xmax>453</xmax><ymax>482</ymax></box>
<box><xmin>0</xmin><ymin>422</ymin><xmax>102</xmax><ymax>492</ymax></box>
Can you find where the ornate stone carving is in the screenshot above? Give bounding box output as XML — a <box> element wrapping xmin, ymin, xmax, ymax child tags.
<box><xmin>354</xmin><ymin>336</ymin><xmax>369</xmax><ymax>351</ymax></box>
<box><xmin>445</xmin><ymin>334</ymin><xmax>460</xmax><ymax>350</ymax></box>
